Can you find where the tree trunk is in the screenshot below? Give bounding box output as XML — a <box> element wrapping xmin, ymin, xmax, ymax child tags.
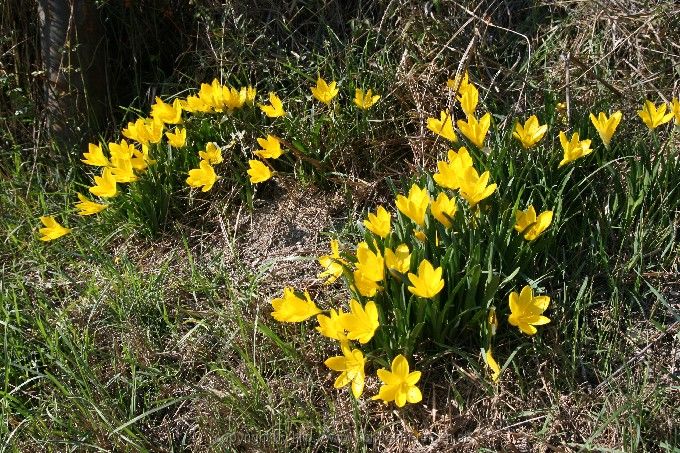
<box><xmin>38</xmin><ymin>0</ymin><xmax>106</xmax><ymax>151</ymax></box>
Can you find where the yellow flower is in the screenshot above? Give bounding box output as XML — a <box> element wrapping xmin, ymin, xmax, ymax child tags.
<box><xmin>89</xmin><ymin>168</ymin><xmax>117</xmax><ymax>198</ymax></box>
<box><xmin>165</xmin><ymin>127</ymin><xmax>187</xmax><ymax>148</ymax></box>
<box><xmin>254</xmin><ymin>135</ymin><xmax>284</xmax><ymax>159</ymax></box>
<box><xmin>181</xmin><ymin>95</ymin><xmax>211</xmax><ymax>113</ymax></box>
<box><xmin>324</xmin><ymin>344</ymin><xmax>366</xmax><ymax>398</ymax></box>
<box><xmin>109</xmin><ymin>156</ymin><xmax>138</xmax><ymax>183</ymax></box>
<box><xmin>129</xmin><ymin>149</ymin><xmax>149</xmax><ymax>172</ymax></box>
<box><xmin>457</xmin><ymin>112</ymin><xmax>491</xmax><ymax>148</ymax></box>
<box><xmin>271</xmin><ymin>287</ymin><xmax>321</xmax><ymax>323</ymax></box>
<box><xmin>589</xmin><ymin>111</ymin><xmax>622</xmax><ymax>149</ymax></box>
<box><xmin>457</xmin><ymin>83</ymin><xmax>479</xmax><ymax>117</ymax></box>
<box><xmin>363</xmin><ymin>205</ymin><xmax>391</xmax><ymax>238</ymax></box>
<box><xmin>198</xmin><ymin>79</ymin><xmax>224</xmax><ymax>111</ymax></box>
<box><xmin>430</xmin><ymin>192</ymin><xmax>457</xmax><ymax>228</ymax></box>
<box><xmin>81</xmin><ymin>143</ymin><xmax>110</xmax><ymax>167</ymax></box>
<box><xmin>353</xmin><ymin>88</ymin><xmax>380</xmax><ymax>109</ymax></box>
<box><xmin>508</xmin><ymin>285</ymin><xmax>550</xmax><ymax>335</ymax></box>
<box><xmin>316</xmin><ymin>308</ymin><xmax>348</xmax><ymax>343</ymax></box>
<box><xmin>318</xmin><ymin>239</ymin><xmax>346</xmax><ymax>284</ymax></box>
<box><xmin>485</xmin><ymin>348</ymin><xmax>501</xmax><ymax>382</ymax></box>
<box><xmin>408</xmin><ymin>259</ymin><xmax>444</xmax><ymax>298</ymax></box>
<box><xmin>75</xmin><ymin>193</ymin><xmax>107</xmax><ymax>216</ymax></box>
<box><xmin>198</xmin><ymin>142</ymin><xmax>223</xmax><ymax>164</ymax></box>
<box><xmin>638</xmin><ymin>100</ymin><xmax>674</xmax><ymax>130</ymax></box>
<box><xmin>340</xmin><ymin>299</ymin><xmax>379</xmax><ymax>344</ymax></box>
<box><xmin>310</xmin><ymin>76</ymin><xmax>339</xmax><ymax>105</ymax></box>
<box><xmin>558</xmin><ymin>131</ymin><xmax>593</xmax><ymax>167</ymax></box>
<box><xmin>355</xmin><ymin>242</ymin><xmax>384</xmax><ymax>283</ymax></box>
<box><xmin>414</xmin><ymin>230</ymin><xmax>427</xmax><ymax>242</ymax></box>
<box><xmin>446</xmin><ymin>71</ymin><xmax>469</xmax><ymax>93</ymax></box>
<box><xmin>352</xmin><ymin>270</ymin><xmax>380</xmax><ymax>297</ymax></box>
<box><xmin>186</xmin><ymin>160</ymin><xmax>218</xmax><ymax>192</ymax></box>
<box><xmin>384</xmin><ymin>244</ymin><xmax>411</xmax><ymax>274</ymax></box>
<box><xmin>458</xmin><ymin>167</ymin><xmax>496</xmax><ymax>207</ymax></box>
<box><xmin>245</xmin><ymin>85</ymin><xmax>257</xmax><ymax>105</ymax></box>
<box><xmin>247</xmin><ymin>159</ymin><xmax>273</xmax><ymax>184</ymax></box>
<box><xmin>433</xmin><ymin>147</ymin><xmax>473</xmax><ymax>190</ymax></box>
<box><xmin>259</xmin><ymin>92</ymin><xmax>285</xmax><ymax>118</ymax></box>
<box><xmin>122</xmin><ymin>118</ymin><xmax>164</xmax><ymax>145</ymax></box>
<box><xmin>372</xmin><ymin>354</ymin><xmax>422</xmax><ymax>407</ymax></box>
<box><xmin>38</xmin><ymin>216</ymin><xmax>71</xmax><ymax>241</ymax></box>
<box><xmin>150</xmin><ymin>97</ymin><xmax>183</xmax><ymax>125</ymax></box>
<box><xmin>512</xmin><ymin>115</ymin><xmax>548</xmax><ymax>149</ymax></box>
<box><xmin>514</xmin><ymin>205</ymin><xmax>553</xmax><ymax>241</ymax></box>
<box><xmin>395</xmin><ymin>184</ymin><xmax>429</xmax><ymax>227</ymax></box>
<box><xmin>108</xmin><ymin>139</ymin><xmax>135</xmax><ymax>161</ymax></box>
<box><xmin>672</xmin><ymin>98</ymin><xmax>680</xmax><ymax>124</ymax></box>
<box><xmin>426</xmin><ymin>110</ymin><xmax>457</xmax><ymax>142</ymax></box>
<box><xmin>222</xmin><ymin>86</ymin><xmax>246</xmax><ymax>111</ymax></box>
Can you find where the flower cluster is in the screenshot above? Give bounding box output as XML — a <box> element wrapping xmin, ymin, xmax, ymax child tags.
<box><xmin>37</xmin><ymin>75</ymin><xmax>381</xmax><ymax>240</ymax></box>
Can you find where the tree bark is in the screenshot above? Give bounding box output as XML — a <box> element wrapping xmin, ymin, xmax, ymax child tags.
<box><xmin>38</xmin><ymin>0</ymin><xmax>106</xmax><ymax>151</ymax></box>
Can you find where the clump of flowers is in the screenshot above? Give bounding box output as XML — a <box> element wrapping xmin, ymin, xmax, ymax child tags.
<box><xmin>269</xmin><ymin>74</ymin><xmax>679</xmax><ymax>405</ymax></box>
<box><xmin>38</xmin><ymin>75</ymin><xmax>383</xmax><ymax>239</ymax></box>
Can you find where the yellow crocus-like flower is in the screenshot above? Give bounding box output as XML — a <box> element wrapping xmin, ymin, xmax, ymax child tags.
<box><xmin>457</xmin><ymin>83</ymin><xmax>479</xmax><ymax>118</ymax></box>
<box><xmin>446</xmin><ymin>71</ymin><xmax>469</xmax><ymax>93</ymax></box>
<box><xmin>558</xmin><ymin>131</ymin><xmax>592</xmax><ymax>167</ymax></box>
<box><xmin>372</xmin><ymin>354</ymin><xmax>422</xmax><ymax>407</ymax></box>
<box><xmin>259</xmin><ymin>92</ymin><xmax>285</xmax><ymax>118</ymax></box>
<box><xmin>245</xmin><ymin>85</ymin><xmax>257</xmax><ymax>105</ymax></box>
<box><xmin>75</xmin><ymin>193</ymin><xmax>107</xmax><ymax>216</ymax></box>
<box><xmin>130</xmin><ymin>148</ymin><xmax>150</xmax><ymax>172</ymax></box>
<box><xmin>81</xmin><ymin>143</ymin><xmax>110</xmax><ymax>167</ymax></box>
<box><xmin>254</xmin><ymin>135</ymin><xmax>284</xmax><ymax>159</ymax></box>
<box><xmin>38</xmin><ymin>216</ymin><xmax>71</xmax><ymax>241</ymax></box>
<box><xmin>430</xmin><ymin>192</ymin><xmax>457</xmax><ymax>228</ymax></box>
<box><xmin>198</xmin><ymin>142</ymin><xmax>223</xmax><ymax>165</ymax></box>
<box><xmin>108</xmin><ymin>139</ymin><xmax>135</xmax><ymax>160</ymax></box>
<box><xmin>385</xmin><ymin>244</ymin><xmax>411</xmax><ymax>274</ymax></box>
<box><xmin>408</xmin><ymin>259</ymin><xmax>444</xmax><ymax>298</ymax></box>
<box><xmin>672</xmin><ymin>97</ymin><xmax>680</xmax><ymax>124</ymax></box>
<box><xmin>589</xmin><ymin>111</ymin><xmax>622</xmax><ymax>149</ymax></box>
<box><xmin>89</xmin><ymin>168</ymin><xmax>117</xmax><ymax>198</ymax></box>
<box><xmin>186</xmin><ymin>160</ymin><xmax>218</xmax><ymax>192</ymax></box>
<box><xmin>638</xmin><ymin>100</ymin><xmax>674</xmax><ymax>130</ymax></box>
<box><xmin>324</xmin><ymin>343</ymin><xmax>366</xmax><ymax>398</ymax></box>
<box><xmin>512</xmin><ymin>115</ymin><xmax>548</xmax><ymax>149</ymax></box>
<box><xmin>514</xmin><ymin>205</ymin><xmax>553</xmax><ymax>241</ymax></box>
<box><xmin>270</xmin><ymin>287</ymin><xmax>321</xmax><ymax>323</ymax></box>
<box><xmin>352</xmin><ymin>270</ymin><xmax>380</xmax><ymax>297</ymax></box>
<box><xmin>485</xmin><ymin>348</ymin><xmax>501</xmax><ymax>382</ymax></box>
<box><xmin>181</xmin><ymin>95</ymin><xmax>212</xmax><ymax>113</ymax></box>
<box><xmin>433</xmin><ymin>147</ymin><xmax>473</xmax><ymax>190</ymax></box>
<box><xmin>197</xmin><ymin>79</ymin><xmax>223</xmax><ymax>111</ymax></box>
<box><xmin>150</xmin><ymin>97</ymin><xmax>183</xmax><ymax>125</ymax></box>
<box><xmin>508</xmin><ymin>285</ymin><xmax>550</xmax><ymax>335</ymax></box>
<box><xmin>457</xmin><ymin>112</ymin><xmax>491</xmax><ymax>148</ymax></box>
<box><xmin>318</xmin><ymin>239</ymin><xmax>346</xmax><ymax>284</ymax></box>
<box><xmin>122</xmin><ymin>118</ymin><xmax>164</xmax><ymax>145</ymax></box>
<box><xmin>110</xmin><ymin>156</ymin><xmax>138</xmax><ymax>183</ymax></box>
<box><xmin>395</xmin><ymin>184</ymin><xmax>430</xmax><ymax>227</ymax></box>
<box><xmin>426</xmin><ymin>110</ymin><xmax>457</xmax><ymax>142</ymax></box>
<box><xmin>316</xmin><ymin>308</ymin><xmax>348</xmax><ymax>343</ymax></box>
<box><xmin>458</xmin><ymin>167</ymin><xmax>496</xmax><ymax>207</ymax></box>
<box><xmin>247</xmin><ymin>159</ymin><xmax>273</xmax><ymax>184</ymax></box>
<box><xmin>353</xmin><ymin>88</ymin><xmax>381</xmax><ymax>109</ymax></box>
<box><xmin>165</xmin><ymin>127</ymin><xmax>187</xmax><ymax>148</ymax></box>
<box><xmin>310</xmin><ymin>76</ymin><xmax>339</xmax><ymax>105</ymax></box>
<box><xmin>340</xmin><ymin>299</ymin><xmax>379</xmax><ymax>344</ymax></box>
<box><xmin>363</xmin><ymin>205</ymin><xmax>391</xmax><ymax>238</ymax></box>
<box><xmin>221</xmin><ymin>86</ymin><xmax>247</xmax><ymax>111</ymax></box>
<box><xmin>355</xmin><ymin>242</ymin><xmax>384</xmax><ymax>283</ymax></box>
